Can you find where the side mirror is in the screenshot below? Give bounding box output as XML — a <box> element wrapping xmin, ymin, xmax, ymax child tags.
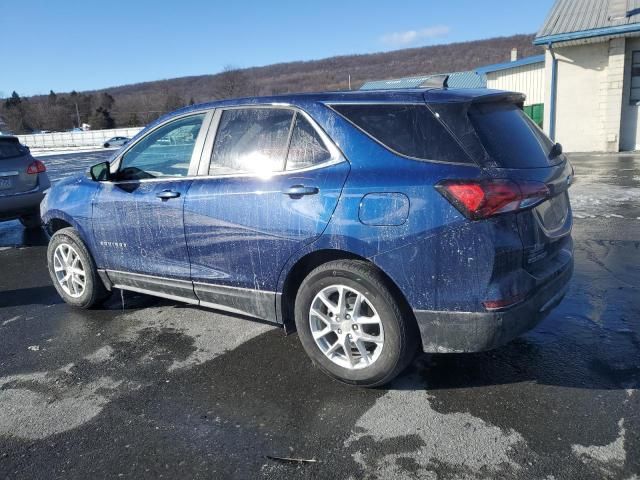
<box><xmin>88</xmin><ymin>161</ymin><xmax>111</xmax><ymax>181</ymax></box>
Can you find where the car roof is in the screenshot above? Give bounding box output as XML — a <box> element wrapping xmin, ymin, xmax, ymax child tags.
<box><xmin>144</xmin><ymin>87</ymin><xmax>523</xmax><ymax>133</ymax></box>
<box><xmin>172</xmin><ymin>88</ymin><xmax>516</xmax><ymax>114</ymax></box>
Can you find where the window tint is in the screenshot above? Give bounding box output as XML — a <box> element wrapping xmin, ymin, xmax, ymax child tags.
<box><xmin>286</xmin><ymin>115</ymin><xmax>331</xmax><ymax>170</ymax></box>
<box><xmin>0</xmin><ymin>139</ymin><xmax>25</xmax><ymax>160</ymax></box>
<box><xmin>468</xmin><ymin>102</ymin><xmax>557</xmax><ymax>169</ymax></box>
<box><xmin>332</xmin><ymin>104</ymin><xmax>471</xmax><ymax>163</ymax></box>
<box><xmin>209</xmin><ymin>108</ymin><xmax>294</xmax><ymax>175</ymax></box>
<box><xmin>119</xmin><ymin>114</ymin><xmax>205</xmax><ymax>180</ymax></box>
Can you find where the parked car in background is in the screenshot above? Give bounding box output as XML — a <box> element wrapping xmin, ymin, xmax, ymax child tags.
<box><xmin>0</xmin><ymin>136</ymin><xmax>50</xmax><ymax>229</ymax></box>
<box><xmin>41</xmin><ymin>87</ymin><xmax>573</xmax><ymax>387</ymax></box>
<box><xmin>103</xmin><ymin>137</ymin><xmax>129</xmax><ymax>148</ymax></box>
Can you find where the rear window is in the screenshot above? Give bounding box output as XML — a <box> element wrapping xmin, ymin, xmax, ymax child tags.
<box><xmin>0</xmin><ymin>139</ymin><xmax>25</xmax><ymax>160</ymax></box>
<box><xmin>332</xmin><ymin>104</ymin><xmax>472</xmax><ymax>164</ymax></box>
<box><xmin>210</xmin><ymin>108</ymin><xmax>294</xmax><ymax>175</ymax></box>
<box><xmin>468</xmin><ymin>102</ymin><xmax>557</xmax><ymax>169</ymax></box>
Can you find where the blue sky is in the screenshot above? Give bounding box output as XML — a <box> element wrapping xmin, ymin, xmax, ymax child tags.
<box><xmin>3</xmin><ymin>0</ymin><xmax>555</xmax><ymax>97</ymax></box>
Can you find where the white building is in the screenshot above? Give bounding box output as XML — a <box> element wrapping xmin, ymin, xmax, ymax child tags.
<box><xmin>477</xmin><ymin>53</ymin><xmax>546</xmax><ymax>127</ymax></box>
<box><xmin>535</xmin><ymin>0</ymin><xmax>640</xmax><ymax>152</ymax></box>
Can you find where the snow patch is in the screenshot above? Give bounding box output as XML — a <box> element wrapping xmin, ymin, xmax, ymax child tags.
<box><xmin>84</xmin><ymin>345</ymin><xmax>115</xmax><ymax>363</ymax></box>
<box><xmin>0</xmin><ymin>368</ymin><xmax>123</xmax><ymax>440</ymax></box>
<box><xmin>345</xmin><ymin>375</ymin><xmax>526</xmax><ymax>477</ymax></box>
<box><xmin>572</xmin><ymin>419</ymin><xmax>626</xmax><ymax>477</ymax></box>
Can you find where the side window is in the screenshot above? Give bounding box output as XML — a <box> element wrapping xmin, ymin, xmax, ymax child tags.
<box><xmin>285</xmin><ymin>114</ymin><xmax>332</xmax><ymax>170</ymax></box>
<box><xmin>118</xmin><ymin>114</ymin><xmax>205</xmax><ymax>180</ymax></box>
<box><xmin>332</xmin><ymin>104</ymin><xmax>471</xmax><ymax>163</ymax></box>
<box><xmin>631</xmin><ymin>51</ymin><xmax>640</xmax><ymax>104</ymax></box>
<box><xmin>209</xmin><ymin>108</ymin><xmax>294</xmax><ymax>175</ymax></box>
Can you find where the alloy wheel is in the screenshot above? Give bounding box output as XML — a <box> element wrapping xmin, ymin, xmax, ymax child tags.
<box><xmin>53</xmin><ymin>243</ymin><xmax>86</xmax><ymax>298</ymax></box>
<box><xmin>309</xmin><ymin>284</ymin><xmax>384</xmax><ymax>370</ymax></box>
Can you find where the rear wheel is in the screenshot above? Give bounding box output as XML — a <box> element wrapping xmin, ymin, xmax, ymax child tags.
<box><xmin>294</xmin><ymin>260</ymin><xmax>417</xmax><ymax>387</ymax></box>
<box><xmin>19</xmin><ymin>212</ymin><xmax>42</xmax><ymax>229</ymax></box>
<box><xmin>47</xmin><ymin>227</ymin><xmax>111</xmax><ymax>308</ymax></box>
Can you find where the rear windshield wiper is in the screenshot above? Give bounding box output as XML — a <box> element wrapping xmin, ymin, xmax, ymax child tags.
<box><xmin>549</xmin><ymin>142</ymin><xmax>563</xmax><ymax>160</ymax></box>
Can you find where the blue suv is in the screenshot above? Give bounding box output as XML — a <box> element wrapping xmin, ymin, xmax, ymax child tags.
<box><xmin>42</xmin><ymin>88</ymin><xmax>573</xmax><ymax>387</ymax></box>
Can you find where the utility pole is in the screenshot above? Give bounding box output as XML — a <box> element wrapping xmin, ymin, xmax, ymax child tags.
<box><xmin>348</xmin><ymin>75</ymin><xmax>352</xmax><ymax>91</ymax></box>
<box><xmin>75</xmin><ymin>103</ymin><xmax>81</xmax><ymax>128</ymax></box>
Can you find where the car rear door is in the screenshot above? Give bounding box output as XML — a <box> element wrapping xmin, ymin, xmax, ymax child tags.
<box><xmin>91</xmin><ymin>111</ymin><xmax>212</xmax><ymax>300</ymax></box>
<box><xmin>183</xmin><ymin>106</ymin><xmax>349</xmax><ymax>320</ymax></box>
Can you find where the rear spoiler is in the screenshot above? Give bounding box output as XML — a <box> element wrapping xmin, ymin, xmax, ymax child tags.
<box><xmin>424</xmin><ymin>89</ymin><xmax>526</xmax><ymax>105</ymax></box>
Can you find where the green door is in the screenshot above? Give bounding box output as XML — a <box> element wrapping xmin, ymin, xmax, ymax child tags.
<box><xmin>523</xmin><ymin>104</ymin><xmax>544</xmax><ymax>128</ymax></box>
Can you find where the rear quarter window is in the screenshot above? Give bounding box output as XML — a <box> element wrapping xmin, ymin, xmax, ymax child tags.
<box><xmin>331</xmin><ymin>104</ymin><xmax>473</xmax><ymax>164</ymax></box>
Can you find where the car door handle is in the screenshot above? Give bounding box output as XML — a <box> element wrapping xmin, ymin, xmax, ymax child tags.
<box><xmin>282</xmin><ymin>185</ymin><xmax>319</xmax><ymax>197</ymax></box>
<box><xmin>156</xmin><ymin>190</ymin><xmax>181</xmax><ymax>200</ymax></box>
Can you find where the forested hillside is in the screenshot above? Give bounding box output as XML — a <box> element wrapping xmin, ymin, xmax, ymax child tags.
<box><xmin>0</xmin><ymin>34</ymin><xmax>539</xmax><ymax>133</ymax></box>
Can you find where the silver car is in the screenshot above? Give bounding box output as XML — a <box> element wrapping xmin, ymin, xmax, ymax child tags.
<box><xmin>0</xmin><ymin>136</ymin><xmax>50</xmax><ymax>228</ymax></box>
<box><xmin>103</xmin><ymin>136</ymin><xmax>129</xmax><ymax>148</ymax></box>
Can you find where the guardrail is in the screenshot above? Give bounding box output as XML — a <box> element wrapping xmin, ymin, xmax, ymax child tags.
<box><xmin>17</xmin><ymin>127</ymin><xmax>144</xmax><ymax>148</ymax></box>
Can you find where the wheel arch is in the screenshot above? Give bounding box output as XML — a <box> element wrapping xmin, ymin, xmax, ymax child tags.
<box><xmin>44</xmin><ymin>210</ymin><xmax>95</xmax><ymax>255</ymax></box>
<box><xmin>278</xmin><ymin>248</ymin><xmax>417</xmax><ymax>335</ymax></box>
<box><xmin>47</xmin><ymin>217</ymin><xmax>73</xmax><ymax>235</ymax></box>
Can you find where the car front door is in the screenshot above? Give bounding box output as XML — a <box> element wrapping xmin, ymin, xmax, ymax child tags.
<box><xmin>184</xmin><ymin>107</ymin><xmax>350</xmax><ymax>320</ymax></box>
<box><xmin>92</xmin><ymin>111</ymin><xmax>212</xmax><ymax>300</ymax></box>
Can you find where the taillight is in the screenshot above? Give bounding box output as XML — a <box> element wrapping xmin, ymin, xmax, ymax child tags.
<box><xmin>482</xmin><ymin>294</ymin><xmax>526</xmax><ymax>310</ymax></box>
<box><xmin>26</xmin><ymin>160</ymin><xmax>46</xmax><ymax>174</ymax></box>
<box><xmin>436</xmin><ymin>179</ymin><xmax>550</xmax><ymax>220</ymax></box>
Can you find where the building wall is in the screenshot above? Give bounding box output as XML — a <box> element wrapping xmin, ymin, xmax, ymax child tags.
<box><xmin>543</xmin><ymin>41</ymin><xmax>611</xmax><ymax>152</ymax></box>
<box><xmin>485</xmin><ymin>62</ymin><xmax>545</xmax><ymax>105</ymax></box>
<box><xmin>601</xmin><ymin>38</ymin><xmax>626</xmax><ymax>152</ymax></box>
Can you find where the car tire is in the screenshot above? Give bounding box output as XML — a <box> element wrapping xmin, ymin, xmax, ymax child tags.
<box><xmin>47</xmin><ymin>227</ymin><xmax>111</xmax><ymax>308</ymax></box>
<box><xmin>19</xmin><ymin>212</ymin><xmax>42</xmax><ymax>229</ymax></box>
<box><xmin>294</xmin><ymin>260</ymin><xmax>417</xmax><ymax>387</ymax></box>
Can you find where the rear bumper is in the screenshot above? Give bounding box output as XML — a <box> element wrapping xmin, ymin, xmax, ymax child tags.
<box><xmin>414</xmin><ymin>257</ymin><xmax>573</xmax><ymax>353</ymax></box>
<box><xmin>0</xmin><ymin>178</ymin><xmax>49</xmax><ymax>220</ymax></box>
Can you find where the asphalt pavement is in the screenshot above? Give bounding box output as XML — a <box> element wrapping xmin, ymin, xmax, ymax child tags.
<box><xmin>0</xmin><ymin>151</ymin><xmax>638</xmax><ymax>479</ymax></box>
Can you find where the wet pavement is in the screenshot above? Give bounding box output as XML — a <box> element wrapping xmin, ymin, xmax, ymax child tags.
<box><xmin>0</xmin><ymin>152</ymin><xmax>638</xmax><ymax>479</ymax></box>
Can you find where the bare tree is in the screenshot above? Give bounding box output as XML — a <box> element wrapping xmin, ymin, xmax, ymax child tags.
<box><xmin>0</xmin><ymin>34</ymin><xmax>540</xmax><ymax>131</ymax></box>
<box><xmin>212</xmin><ymin>65</ymin><xmax>250</xmax><ymax>99</ymax></box>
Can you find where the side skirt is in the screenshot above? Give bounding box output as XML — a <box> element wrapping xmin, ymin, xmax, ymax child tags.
<box><xmin>100</xmin><ymin>269</ymin><xmax>280</xmax><ymax>323</ymax></box>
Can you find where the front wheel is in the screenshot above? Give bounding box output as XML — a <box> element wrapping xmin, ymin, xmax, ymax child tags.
<box><xmin>294</xmin><ymin>260</ymin><xmax>417</xmax><ymax>387</ymax></box>
<box><xmin>47</xmin><ymin>227</ymin><xmax>111</xmax><ymax>308</ymax></box>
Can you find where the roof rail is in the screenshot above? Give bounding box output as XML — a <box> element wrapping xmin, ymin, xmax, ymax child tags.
<box><xmin>420</xmin><ymin>74</ymin><xmax>449</xmax><ymax>89</ymax></box>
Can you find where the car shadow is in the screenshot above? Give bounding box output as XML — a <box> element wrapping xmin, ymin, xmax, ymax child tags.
<box><xmin>0</xmin><ymin>285</ymin><xmax>63</xmax><ymax>308</ymax></box>
<box><xmin>0</xmin><ymin>223</ymin><xmax>49</xmax><ymax>248</ymax></box>
<box><xmin>390</xmin><ymin>331</ymin><xmax>640</xmax><ymax>393</ymax></box>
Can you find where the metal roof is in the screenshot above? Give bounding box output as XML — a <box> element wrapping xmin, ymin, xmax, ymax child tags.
<box><xmin>359</xmin><ymin>71</ymin><xmax>486</xmax><ymax>90</ymax></box>
<box><xmin>535</xmin><ymin>0</ymin><xmax>640</xmax><ymax>44</ymax></box>
<box><xmin>476</xmin><ymin>55</ymin><xmax>545</xmax><ymax>74</ymax></box>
